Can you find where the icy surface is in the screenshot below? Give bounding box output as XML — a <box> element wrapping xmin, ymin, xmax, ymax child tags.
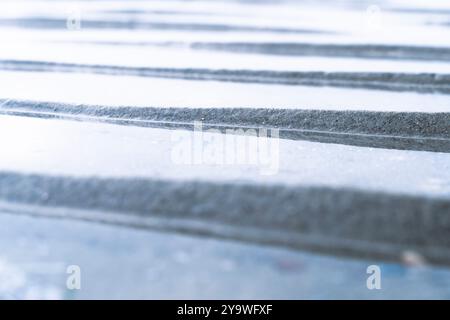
<box><xmin>1</xmin><ymin>212</ymin><xmax>450</xmax><ymax>299</ymax></box>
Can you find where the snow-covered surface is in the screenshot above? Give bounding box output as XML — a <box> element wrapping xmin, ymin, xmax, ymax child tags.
<box><xmin>0</xmin><ymin>115</ymin><xmax>449</xmax><ymax>197</ymax></box>
<box><xmin>1</xmin><ymin>71</ymin><xmax>449</xmax><ymax>112</ymax></box>
<box><xmin>0</xmin><ymin>0</ymin><xmax>450</xmax><ymax>299</ymax></box>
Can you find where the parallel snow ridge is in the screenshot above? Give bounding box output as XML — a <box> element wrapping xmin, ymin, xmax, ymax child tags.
<box><xmin>1</xmin><ymin>173</ymin><xmax>450</xmax><ymax>266</ymax></box>
<box><xmin>1</xmin><ymin>99</ymin><xmax>449</xmax><ymax>153</ymax></box>
<box><xmin>1</xmin><ymin>60</ymin><xmax>449</xmax><ymax>94</ymax></box>
<box><xmin>189</xmin><ymin>42</ymin><xmax>450</xmax><ymax>61</ymax></box>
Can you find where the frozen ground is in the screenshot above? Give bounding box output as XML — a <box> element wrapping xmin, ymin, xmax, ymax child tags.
<box><xmin>1</xmin><ymin>212</ymin><xmax>450</xmax><ymax>300</ymax></box>
<box><xmin>0</xmin><ymin>0</ymin><xmax>449</xmax><ymax>299</ymax></box>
